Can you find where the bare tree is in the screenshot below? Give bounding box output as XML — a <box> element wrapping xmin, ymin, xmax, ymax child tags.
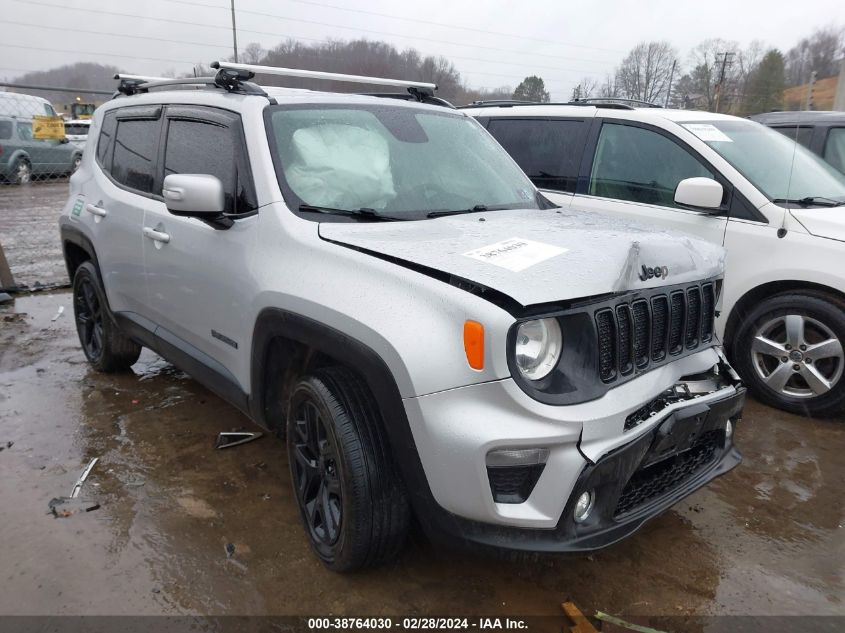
<box><xmin>241</xmin><ymin>42</ymin><xmax>266</xmax><ymax>65</ymax></box>
<box><xmin>785</xmin><ymin>25</ymin><xmax>845</xmax><ymax>85</ymax></box>
<box><xmin>571</xmin><ymin>76</ymin><xmax>599</xmax><ymax>100</ymax></box>
<box><xmin>615</xmin><ymin>41</ymin><xmax>678</xmax><ymax>104</ymax></box>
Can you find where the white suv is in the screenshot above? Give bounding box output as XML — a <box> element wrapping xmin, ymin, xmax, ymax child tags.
<box><xmin>59</xmin><ymin>65</ymin><xmax>744</xmax><ymax>570</ymax></box>
<box><xmin>464</xmin><ymin>101</ymin><xmax>845</xmax><ymax>417</ymax></box>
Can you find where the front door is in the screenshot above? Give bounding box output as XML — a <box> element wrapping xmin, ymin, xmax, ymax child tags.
<box><xmin>141</xmin><ymin>105</ymin><xmax>259</xmax><ymax>388</ymax></box>
<box><xmin>570</xmin><ymin>121</ymin><xmax>730</xmax><ymax>247</ymax></box>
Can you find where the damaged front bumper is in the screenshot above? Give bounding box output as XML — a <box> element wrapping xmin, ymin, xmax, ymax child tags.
<box><xmin>405</xmin><ymin>348</ymin><xmax>745</xmax><ymax>553</ymax></box>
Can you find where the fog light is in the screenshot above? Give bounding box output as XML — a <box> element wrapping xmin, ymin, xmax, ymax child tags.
<box><xmin>573</xmin><ymin>490</ymin><xmax>595</xmax><ymax>523</ymax></box>
<box><xmin>725</xmin><ymin>420</ymin><xmax>733</xmax><ymax>439</ymax></box>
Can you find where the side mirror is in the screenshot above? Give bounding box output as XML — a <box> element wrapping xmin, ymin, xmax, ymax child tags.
<box><xmin>674</xmin><ymin>177</ymin><xmax>724</xmax><ymax>212</ymax></box>
<box><xmin>163</xmin><ymin>174</ymin><xmax>225</xmax><ymax>216</ymax></box>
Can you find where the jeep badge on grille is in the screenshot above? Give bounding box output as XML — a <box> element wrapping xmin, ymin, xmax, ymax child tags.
<box><xmin>639</xmin><ymin>265</ymin><xmax>669</xmax><ymax>281</ymax></box>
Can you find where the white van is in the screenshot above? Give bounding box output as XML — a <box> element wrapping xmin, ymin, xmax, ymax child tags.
<box><xmin>0</xmin><ymin>91</ymin><xmax>58</xmax><ymax>119</ymax></box>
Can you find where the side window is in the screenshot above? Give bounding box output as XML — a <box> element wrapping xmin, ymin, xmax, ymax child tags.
<box><xmin>589</xmin><ymin>123</ymin><xmax>716</xmax><ymax>208</ymax></box>
<box><xmin>0</xmin><ymin>120</ymin><xmax>11</xmax><ymax>140</ymax></box>
<box><xmin>111</xmin><ymin>118</ymin><xmax>160</xmax><ymax>194</ymax></box>
<box><xmin>486</xmin><ymin>118</ymin><xmax>587</xmax><ymax>193</ymax></box>
<box><xmin>96</xmin><ymin>111</ymin><xmax>117</xmax><ymax>168</ymax></box>
<box><xmin>163</xmin><ymin>117</ymin><xmax>253</xmax><ymax>213</ymax></box>
<box><xmin>17</xmin><ymin>122</ymin><xmax>33</xmax><ymax>141</ymax></box>
<box><xmin>823</xmin><ymin>128</ymin><xmax>845</xmax><ymax>175</ymax></box>
<box><xmin>772</xmin><ymin>125</ymin><xmax>813</xmax><ymax>149</ymax></box>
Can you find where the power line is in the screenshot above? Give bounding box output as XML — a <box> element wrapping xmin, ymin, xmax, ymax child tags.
<box><xmin>3</xmin><ymin>19</ymin><xmax>230</xmax><ymax>51</ymax></box>
<box><xmin>18</xmin><ymin>0</ymin><xmax>613</xmax><ymax>68</ymax></box>
<box><xmin>0</xmin><ymin>43</ymin><xmax>203</xmax><ymax>66</ymax></box>
<box><xmin>161</xmin><ymin>0</ymin><xmax>623</xmax><ymax>54</ymax></box>
<box><xmin>10</xmin><ymin>2</ymin><xmax>603</xmax><ymax>84</ymax></box>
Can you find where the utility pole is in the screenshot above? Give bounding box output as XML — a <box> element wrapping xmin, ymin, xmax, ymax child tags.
<box><xmin>806</xmin><ymin>70</ymin><xmax>817</xmax><ymax>110</ymax></box>
<box><xmin>665</xmin><ymin>59</ymin><xmax>677</xmax><ymax>107</ymax></box>
<box><xmin>714</xmin><ymin>51</ymin><xmax>734</xmax><ymax>113</ymax></box>
<box><xmin>230</xmin><ymin>0</ymin><xmax>239</xmax><ymax>63</ymax></box>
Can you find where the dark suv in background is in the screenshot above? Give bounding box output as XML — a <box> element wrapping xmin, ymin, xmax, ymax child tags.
<box><xmin>751</xmin><ymin>111</ymin><xmax>845</xmax><ymax>175</ymax></box>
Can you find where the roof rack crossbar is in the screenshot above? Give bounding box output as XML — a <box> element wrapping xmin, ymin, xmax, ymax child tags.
<box><xmin>212</xmin><ymin>61</ymin><xmax>437</xmax><ymax>94</ymax></box>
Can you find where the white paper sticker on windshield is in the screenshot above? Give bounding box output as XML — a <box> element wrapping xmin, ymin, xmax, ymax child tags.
<box><xmin>682</xmin><ymin>123</ymin><xmax>733</xmax><ymax>143</ymax></box>
<box><xmin>463</xmin><ymin>238</ymin><xmax>568</xmax><ymax>272</ymax></box>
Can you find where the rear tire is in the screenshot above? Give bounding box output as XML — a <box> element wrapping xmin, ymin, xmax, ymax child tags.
<box><xmin>286</xmin><ymin>367</ymin><xmax>410</xmax><ymax>571</ymax></box>
<box><xmin>72</xmin><ymin>262</ymin><xmax>141</xmax><ymax>372</ymax></box>
<box><xmin>731</xmin><ymin>292</ymin><xmax>845</xmax><ymax>417</ymax></box>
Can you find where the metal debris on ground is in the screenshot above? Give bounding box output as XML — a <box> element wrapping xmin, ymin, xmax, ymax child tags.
<box><xmin>48</xmin><ymin>497</ymin><xmax>101</xmax><ymax>518</ymax></box>
<box><xmin>70</xmin><ymin>457</ymin><xmax>99</xmax><ymax>498</ymax></box>
<box><xmin>215</xmin><ymin>431</ymin><xmax>264</xmax><ymax>449</ymax></box>
<box><xmin>225</xmin><ymin>542</ymin><xmax>236</xmax><ymax>558</ymax></box>
<box><xmin>561</xmin><ymin>602</ymin><xmax>599</xmax><ymax>633</ymax></box>
<box><xmin>594</xmin><ymin>612</ymin><xmax>668</xmax><ymax>633</ymax></box>
<box><xmin>51</xmin><ymin>305</ymin><xmax>64</xmax><ymax>321</ymax></box>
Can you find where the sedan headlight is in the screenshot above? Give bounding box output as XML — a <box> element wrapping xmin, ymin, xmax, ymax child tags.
<box><xmin>514</xmin><ymin>318</ymin><xmax>562</xmax><ymax>380</ymax></box>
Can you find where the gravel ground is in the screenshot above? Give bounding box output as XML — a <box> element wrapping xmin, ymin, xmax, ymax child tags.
<box><xmin>0</xmin><ymin>181</ymin><xmax>71</xmax><ymax>289</ymax></box>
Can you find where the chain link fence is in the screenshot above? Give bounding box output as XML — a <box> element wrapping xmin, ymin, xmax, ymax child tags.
<box><xmin>0</xmin><ymin>85</ymin><xmax>111</xmax><ymax>290</ymax></box>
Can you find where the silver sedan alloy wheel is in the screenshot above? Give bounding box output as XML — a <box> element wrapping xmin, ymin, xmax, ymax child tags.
<box><xmin>751</xmin><ymin>314</ymin><xmax>844</xmax><ymax>398</ymax></box>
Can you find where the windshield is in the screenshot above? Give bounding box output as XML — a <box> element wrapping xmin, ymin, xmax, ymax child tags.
<box><xmin>266</xmin><ymin>104</ymin><xmax>539</xmax><ymax>219</ymax></box>
<box><xmin>65</xmin><ymin>124</ymin><xmax>89</xmax><ymax>136</ymax></box>
<box><xmin>682</xmin><ymin>119</ymin><xmax>845</xmax><ymax>205</ymax></box>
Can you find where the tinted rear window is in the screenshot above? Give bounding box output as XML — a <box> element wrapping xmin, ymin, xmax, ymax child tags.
<box><xmin>486</xmin><ymin>118</ymin><xmax>588</xmax><ymax>193</ymax></box>
<box><xmin>111</xmin><ymin>118</ymin><xmax>159</xmax><ymax>194</ymax></box>
<box><xmin>96</xmin><ymin>111</ymin><xmax>117</xmax><ymax>167</ymax></box>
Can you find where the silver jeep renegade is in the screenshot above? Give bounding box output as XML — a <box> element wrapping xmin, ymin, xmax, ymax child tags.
<box><xmin>59</xmin><ymin>63</ymin><xmax>745</xmax><ymax>571</ymax></box>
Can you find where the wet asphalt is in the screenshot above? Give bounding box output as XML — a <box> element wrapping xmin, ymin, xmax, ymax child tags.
<box><xmin>0</xmin><ymin>292</ymin><xmax>843</xmax><ymax>624</ymax></box>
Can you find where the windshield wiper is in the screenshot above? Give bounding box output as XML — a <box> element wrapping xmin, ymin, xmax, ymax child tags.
<box><xmin>426</xmin><ymin>205</ymin><xmax>489</xmax><ymax>218</ymax></box>
<box><xmin>298</xmin><ymin>204</ymin><xmax>406</xmax><ymax>221</ymax></box>
<box><xmin>772</xmin><ymin>196</ymin><xmax>845</xmax><ymax>208</ymax></box>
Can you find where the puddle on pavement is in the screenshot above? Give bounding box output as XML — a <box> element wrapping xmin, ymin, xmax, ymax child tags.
<box><xmin>1</xmin><ymin>291</ymin><xmax>843</xmax><ymax>620</ymax></box>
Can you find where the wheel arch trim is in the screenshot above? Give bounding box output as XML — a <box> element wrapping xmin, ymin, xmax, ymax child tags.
<box><xmin>248</xmin><ymin>307</ymin><xmax>444</xmax><ymax>523</ymax></box>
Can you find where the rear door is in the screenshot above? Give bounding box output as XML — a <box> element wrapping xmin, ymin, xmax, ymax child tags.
<box><xmin>484</xmin><ymin>116</ymin><xmax>591</xmax><ymax>209</ymax></box>
<box><xmin>86</xmin><ymin>106</ymin><xmax>163</xmax><ymax>317</ymax></box>
<box><xmin>141</xmin><ymin>105</ymin><xmax>259</xmax><ymax>388</ymax></box>
<box><xmin>570</xmin><ymin>119</ymin><xmax>731</xmax><ymax>246</ymax></box>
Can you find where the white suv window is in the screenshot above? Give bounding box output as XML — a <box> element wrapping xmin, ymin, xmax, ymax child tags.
<box><xmin>589</xmin><ymin>123</ymin><xmax>715</xmax><ymax>208</ymax></box>
<box><xmin>823</xmin><ymin>128</ymin><xmax>845</xmax><ymax>175</ymax></box>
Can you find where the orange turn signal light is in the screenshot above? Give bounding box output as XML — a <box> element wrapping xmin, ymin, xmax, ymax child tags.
<box><xmin>463</xmin><ymin>320</ymin><xmax>484</xmax><ymax>370</ymax></box>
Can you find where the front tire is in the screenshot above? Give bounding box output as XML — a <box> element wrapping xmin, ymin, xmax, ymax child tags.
<box><xmin>286</xmin><ymin>367</ymin><xmax>409</xmax><ymax>571</ymax></box>
<box><xmin>731</xmin><ymin>292</ymin><xmax>845</xmax><ymax>417</ymax></box>
<box><xmin>11</xmin><ymin>158</ymin><xmax>31</xmax><ymax>185</ymax></box>
<box><xmin>72</xmin><ymin>262</ymin><xmax>141</xmax><ymax>372</ymax></box>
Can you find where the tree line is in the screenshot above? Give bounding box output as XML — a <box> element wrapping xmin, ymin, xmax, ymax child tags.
<box><xmin>569</xmin><ymin>25</ymin><xmax>844</xmax><ymax>115</ymax></box>
<box><xmin>5</xmin><ymin>23</ymin><xmax>842</xmax><ymax>114</ymax></box>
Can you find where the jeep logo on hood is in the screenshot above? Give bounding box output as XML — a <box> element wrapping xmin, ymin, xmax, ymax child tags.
<box><xmin>639</xmin><ymin>265</ymin><xmax>669</xmax><ymax>281</ymax></box>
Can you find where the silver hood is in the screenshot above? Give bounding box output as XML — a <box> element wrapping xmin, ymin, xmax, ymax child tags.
<box><xmin>319</xmin><ymin>207</ymin><xmax>726</xmax><ymax>307</ymax></box>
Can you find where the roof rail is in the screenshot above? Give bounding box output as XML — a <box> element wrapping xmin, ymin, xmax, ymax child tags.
<box><xmin>213</xmin><ymin>61</ymin><xmax>437</xmax><ymax>101</ymax></box>
<box><xmin>462</xmin><ymin>99</ymin><xmax>539</xmax><ymax>108</ymax></box>
<box><xmin>570</xmin><ymin>97</ymin><xmax>662</xmax><ymax>108</ymax></box>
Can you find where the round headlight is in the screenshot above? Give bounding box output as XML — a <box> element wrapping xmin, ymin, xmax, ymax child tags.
<box><xmin>514</xmin><ymin>318</ymin><xmax>562</xmax><ymax>380</ymax></box>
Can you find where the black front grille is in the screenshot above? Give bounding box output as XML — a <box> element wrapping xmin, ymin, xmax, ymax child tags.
<box><xmin>614</xmin><ymin>430</ymin><xmax>722</xmax><ymax>517</ymax></box>
<box><xmin>616</xmin><ymin>306</ymin><xmax>633</xmax><ymax>375</ymax></box>
<box><xmin>594</xmin><ymin>282</ymin><xmax>716</xmax><ymax>385</ymax></box>
<box><xmin>596</xmin><ymin>310</ymin><xmax>617</xmax><ymax>382</ymax></box>
<box><xmin>632</xmin><ymin>300</ymin><xmax>650</xmax><ymax>368</ymax></box>
<box><xmin>701</xmin><ymin>284</ymin><xmax>715</xmax><ymax>342</ymax></box>
<box><xmin>651</xmin><ymin>296</ymin><xmax>669</xmax><ymax>362</ymax></box>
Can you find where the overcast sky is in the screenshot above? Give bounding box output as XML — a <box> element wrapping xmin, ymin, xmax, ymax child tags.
<box><xmin>1</xmin><ymin>0</ymin><xmax>842</xmax><ymax>99</ymax></box>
